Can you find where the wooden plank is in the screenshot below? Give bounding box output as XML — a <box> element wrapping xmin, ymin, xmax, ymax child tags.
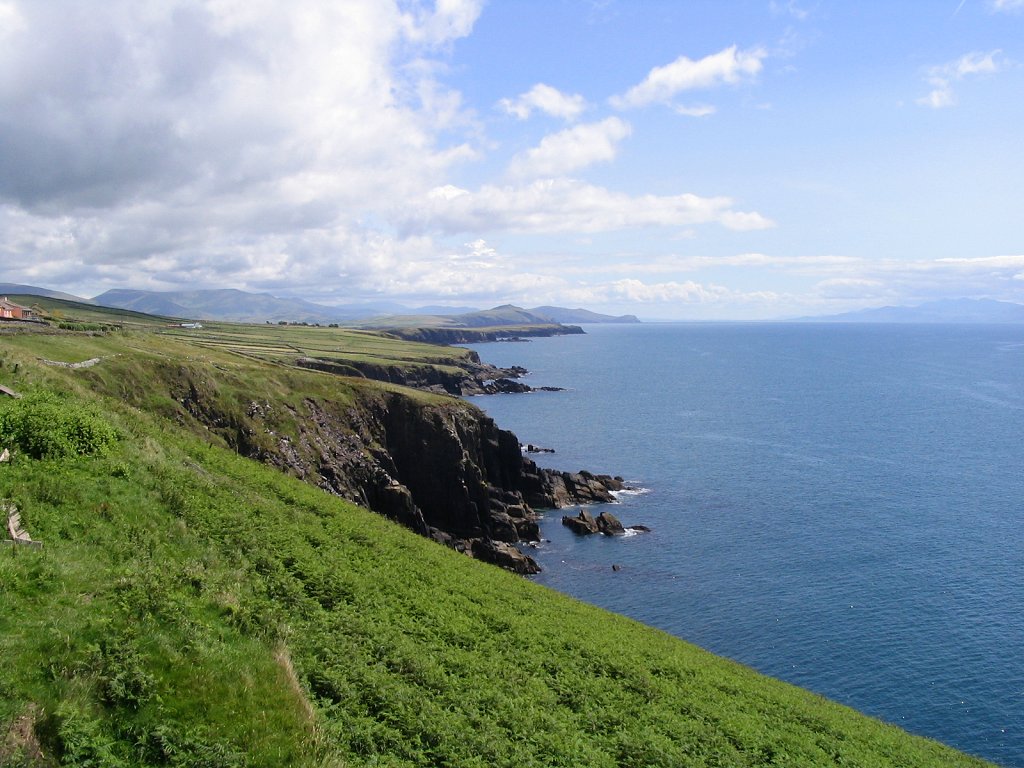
<box><xmin>0</xmin><ymin>384</ymin><xmax>21</xmax><ymax>398</ymax></box>
<box><xmin>2</xmin><ymin>539</ymin><xmax>42</xmax><ymax>549</ymax></box>
<box><xmin>4</xmin><ymin>503</ymin><xmax>40</xmax><ymax>546</ymax></box>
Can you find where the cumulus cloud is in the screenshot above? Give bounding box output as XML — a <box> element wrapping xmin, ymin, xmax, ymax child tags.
<box><xmin>0</xmin><ymin>0</ymin><xmax>493</xmax><ymax>296</ymax></box>
<box><xmin>0</xmin><ymin>1</ymin><xmax>480</xmax><ymax>210</ymax></box>
<box><xmin>498</xmin><ymin>83</ymin><xmax>586</xmax><ymax>121</ymax></box>
<box><xmin>611</xmin><ymin>45</ymin><xmax>766</xmax><ymax>109</ymax></box>
<box><xmin>506</xmin><ymin>117</ymin><xmax>631</xmax><ymax>178</ymax></box>
<box><xmin>917</xmin><ymin>50</ymin><xmax>1002</xmax><ymax>109</ymax></box>
<box><xmin>406</xmin><ymin>178</ymin><xmax>774</xmax><ymax>235</ymax></box>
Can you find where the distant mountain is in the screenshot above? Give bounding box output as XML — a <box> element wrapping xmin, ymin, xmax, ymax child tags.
<box><xmin>95</xmin><ymin>289</ymin><xmax>192</xmax><ymax>318</ymax></box>
<box><xmin>93</xmin><ymin>288</ymin><xmax>376</xmax><ymax>323</ymax></box>
<box><xmin>801</xmin><ymin>298</ymin><xmax>1024</xmax><ymax>324</ymax></box>
<box><xmin>0</xmin><ymin>283</ymin><xmax>91</xmax><ymax>303</ymax></box>
<box><xmin>450</xmin><ymin>305</ymin><xmax>552</xmax><ymax>328</ymax></box>
<box><xmin>528</xmin><ymin>306</ymin><xmax>640</xmax><ymax>324</ymax></box>
<box><xmin>91</xmin><ymin>288</ymin><xmax>631</xmax><ymax>327</ymax></box>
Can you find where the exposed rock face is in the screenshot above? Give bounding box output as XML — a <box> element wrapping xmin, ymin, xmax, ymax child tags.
<box><xmin>471</xmin><ymin>540</ymin><xmax>540</xmax><ymax>575</ymax></box>
<box><xmin>262</xmin><ymin>395</ymin><xmax>621</xmax><ymax>570</ymax></box>
<box><xmin>135</xmin><ymin>360</ymin><xmax>620</xmax><ymax>572</ymax></box>
<box><xmin>294</xmin><ymin>356</ymin><xmax>557</xmax><ymax>397</ymax></box>
<box><xmin>528</xmin><ymin>469</ymin><xmax>625</xmax><ymax>509</ymax></box>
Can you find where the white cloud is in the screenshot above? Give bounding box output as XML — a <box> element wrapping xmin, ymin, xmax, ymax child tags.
<box><xmin>561</xmin><ymin>253</ymin><xmax>859</xmax><ymax>275</ymax></box>
<box><xmin>553</xmin><ymin>278</ymin><xmax>783</xmax><ymax>311</ymax></box>
<box><xmin>990</xmin><ymin>0</ymin><xmax>1024</xmax><ymax>11</ymax></box>
<box><xmin>611</xmin><ymin>45</ymin><xmax>766</xmax><ymax>109</ymax></box>
<box><xmin>507</xmin><ymin>117</ymin><xmax>631</xmax><ymax>178</ymax></box>
<box><xmin>917</xmin><ymin>87</ymin><xmax>955</xmax><ymax>109</ymax></box>
<box><xmin>917</xmin><ymin>50</ymin><xmax>1002</xmax><ymax>109</ymax></box>
<box><xmin>0</xmin><ymin>0</ymin><xmax>485</xmax><ymax>213</ymax></box>
<box><xmin>673</xmin><ymin>104</ymin><xmax>716</xmax><ymax>117</ymax></box>
<box><xmin>400</xmin><ymin>0</ymin><xmax>484</xmax><ymax>45</ymax></box>
<box><xmin>407</xmin><ymin>178</ymin><xmax>775</xmax><ymax>235</ymax></box>
<box><xmin>498</xmin><ymin>83</ymin><xmax>586</xmax><ymax>121</ymax></box>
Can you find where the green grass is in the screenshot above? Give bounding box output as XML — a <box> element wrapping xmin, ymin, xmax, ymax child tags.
<box><xmin>5</xmin><ymin>294</ymin><xmax>481</xmax><ymax>380</ymax></box>
<box><xmin>0</xmin><ymin>327</ymin><xmax>997</xmax><ymax>767</ymax></box>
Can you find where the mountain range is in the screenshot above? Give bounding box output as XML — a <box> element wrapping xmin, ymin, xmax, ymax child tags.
<box><xmin>1</xmin><ymin>284</ymin><xmax>640</xmax><ymax>326</ymax></box>
<box><xmin>797</xmin><ymin>298</ymin><xmax>1024</xmax><ymax>324</ymax></box>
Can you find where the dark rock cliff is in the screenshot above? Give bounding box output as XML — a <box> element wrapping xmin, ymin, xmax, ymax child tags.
<box><xmin>249</xmin><ymin>392</ymin><xmax>624</xmax><ymax>574</ymax></box>
<box><xmin>293</xmin><ymin>356</ymin><xmax>536</xmax><ymax>396</ymax></box>
<box><xmin>104</xmin><ymin>360</ymin><xmax>620</xmax><ymax>573</ymax></box>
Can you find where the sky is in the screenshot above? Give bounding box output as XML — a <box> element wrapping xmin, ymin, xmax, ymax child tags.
<box><xmin>1</xmin><ymin>0</ymin><xmax>1023</xmax><ymax>320</ymax></box>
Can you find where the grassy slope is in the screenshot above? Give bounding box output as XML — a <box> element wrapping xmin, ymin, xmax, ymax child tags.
<box><xmin>6</xmin><ymin>294</ymin><xmax>480</xmax><ymax>379</ymax></box>
<box><xmin>0</xmin><ymin>330</ymin><xmax>995</xmax><ymax>767</ymax></box>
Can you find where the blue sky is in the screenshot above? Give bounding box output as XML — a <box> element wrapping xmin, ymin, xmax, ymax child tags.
<box><xmin>1</xmin><ymin>0</ymin><xmax>1023</xmax><ymax>319</ymax></box>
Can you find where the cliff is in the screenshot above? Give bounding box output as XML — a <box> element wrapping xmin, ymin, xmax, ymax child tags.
<box><xmin>293</xmin><ymin>355</ymin><xmax>541</xmax><ymax>396</ymax></box>
<box><xmin>101</xmin><ymin>357</ymin><xmax>620</xmax><ymax>573</ymax></box>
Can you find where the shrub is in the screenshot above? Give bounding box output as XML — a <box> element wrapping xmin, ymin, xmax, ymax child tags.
<box><xmin>0</xmin><ymin>391</ymin><xmax>119</xmax><ymax>459</ymax></box>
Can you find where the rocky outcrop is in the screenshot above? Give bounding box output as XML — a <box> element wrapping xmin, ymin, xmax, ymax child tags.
<box><xmin>471</xmin><ymin>540</ymin><xmax>540</xmax><ymax>575</ymax></box>
<box><xmin>523</xmin><ymin>469</ymin><xmax>626</xmax><ymax>509</ymax></box>
<box><xmin>596</xmin><ymin>511</ymin><xmax>625</xmax><ymax>535</ymax></box>
<box><xmin>562</xmin><ymin>508</ymin><xmax>599</xmax><ymax>535</ymax></box>
<box><xmin>295</xmin><ymin>356</ymin><xmax>560</xmax><ymax>397</ymax></box>
<box><xmin>562</xmin><ymin>509</ymin><xmax>646</xmax><ymax>537</ymax></box>
<box><xmin>259</xmin><ymin>395</ymin><xmax>621</xmax><ymax>570</ymax></box>
<box><xmin>130</xmin><ymin>359</ymin><xmax>621</xmax><ymax>572</ymax></box>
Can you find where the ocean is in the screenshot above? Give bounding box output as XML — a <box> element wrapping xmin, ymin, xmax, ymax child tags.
<box><xmin>467</xmin><ymin>323</ymin><xmax>1024</xmax><ymax>767</ymax></box>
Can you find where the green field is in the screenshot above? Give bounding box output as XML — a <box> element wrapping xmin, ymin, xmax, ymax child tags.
<box><xmin>5</xmin><ymin>296</ymin><xmax>480</xmax><ymax>380</ymax></box>
<box><xmin>0</xmin><ymin>315</ymin><xmax>995</xmax><ymax>767</ymax></box>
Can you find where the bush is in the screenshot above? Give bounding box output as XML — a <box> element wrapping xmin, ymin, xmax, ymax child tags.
<box><xmin>0</xmin><ymin>391</ymin><xmax>119</xmax><ymax>459</ymax></box>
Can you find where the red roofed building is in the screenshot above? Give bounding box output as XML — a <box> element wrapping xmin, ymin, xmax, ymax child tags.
<box><xmin>0</xmin><ymin>297</ymin><xmax>37</xmax><ymax>320</ymax></box>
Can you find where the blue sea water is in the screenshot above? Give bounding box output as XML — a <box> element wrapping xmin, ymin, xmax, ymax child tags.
<box><xmin>467</xmin><ymin>323</ymin><xmax>1024</xmax><ymax>767</ymax></box>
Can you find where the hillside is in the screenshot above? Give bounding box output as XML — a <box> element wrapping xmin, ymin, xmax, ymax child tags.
<box><xmin>0</xmin><ymin>320</ymin><xmax>994</xmax><ymax>766</ymax></box>
<box><xmin>529</xmin><ymin>306</ymin><xmax>640</xmax><ymax>324</ymax></box>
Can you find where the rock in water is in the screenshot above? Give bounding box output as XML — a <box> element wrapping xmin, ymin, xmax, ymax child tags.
<box><xmin>561</xmin><ymin>508</ymin><xmax>600</xmax><ymax>535</ymax></box>
<box><xmin>596</xmin><ymin>511</ymin><xmax>625</xmax><ymax>536</ymax></box>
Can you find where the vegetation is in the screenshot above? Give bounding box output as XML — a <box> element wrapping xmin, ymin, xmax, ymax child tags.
<box><xmin>3</xmin><ymin>294</ymin><xmax>481</xmax><ymax>383</ymax></box>
<box><xmin>0</xmin><ymin>392</ymin><xmax>119</xmax><ymax>459</ymax></box>
<box><xmin>0</xmin><ymin>311</ymin><xmax>995</xmax><ymax>767</ymax></box>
